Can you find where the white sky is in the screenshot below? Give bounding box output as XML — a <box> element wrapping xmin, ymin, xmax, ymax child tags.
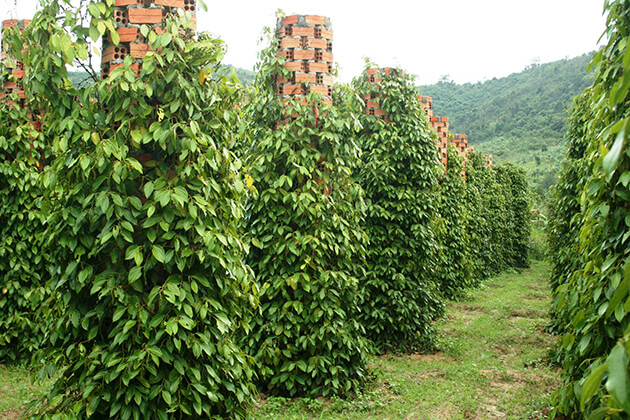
<box><xmin>2</xmin><ymin>0</ymin><xmax>607</xmax><ymax>84</ymax></box>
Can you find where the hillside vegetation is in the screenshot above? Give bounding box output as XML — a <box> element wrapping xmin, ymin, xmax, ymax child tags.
<box><xmin>418</xmin><ymin>53</ymin><xmax>594</xmax><ymax>195</ymax></box>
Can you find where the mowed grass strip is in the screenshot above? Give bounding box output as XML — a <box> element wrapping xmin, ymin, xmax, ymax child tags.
<box><xmin>0</xmin><ymin>262</ymin><xmax>560</xmax><ymax>419</ymax></box>
<box><xmin>255</xmin><ymin>261</ymin><xmax>561</xmax><ymax>419</ymax></box>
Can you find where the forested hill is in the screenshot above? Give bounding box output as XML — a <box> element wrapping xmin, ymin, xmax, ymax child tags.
<box><xmin>418</xmin><ymin>52</ymin><xmax>595</xmax><ymax>195</ymax></box>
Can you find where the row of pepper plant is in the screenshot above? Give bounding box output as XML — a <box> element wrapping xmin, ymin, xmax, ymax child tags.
<box><xmin>0</xmin><ymin>3</ymin><xmax>532</xmax><ymax>418</ymax></box>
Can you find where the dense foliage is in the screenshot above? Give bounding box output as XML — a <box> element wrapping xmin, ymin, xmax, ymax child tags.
<box><xmin>0</xmin><ymin>3</ymin><xmax>536</xmax><ymax>416</ymax></box>
<box><xmin>466</xmin><ymin>152</ymin><xmax>509</xmax><ymax>277</ymax></box>
<box><xmin>419</xmin><ymin>53</ymin><xmax>594</xmax><ymax>195</ymax></box>
<box><xmin>239</xmin><ymin>38</ymin><xmax>370</xmax><ymax>397</ymax></box>
<box><xmin>352</xmin><ymin>67</ymin><xmax>444</xmax><ymax>353</ymax></box>
<box><xmin>548</xmin><ymin>0</ymin><xmax>630</xmax><ymax>417</ymax></box>
<box><xmin>0</xmin><ymin>65</ymin><xmax>49</xmax><ymax>363</ymax></box>
<box><xmin>11</xmin><ymin>2</ymin><xmax>259</xmax><ymax>418</ymax></box>
<box><xmin>435</xmin><ymin>147</ymin><xmax>476</xmax><ymax>299</ymax></box>
<box><xmin>494</xmin><ymin>163</ymin><xmax>530</xmax><ymax>269</ymax></box>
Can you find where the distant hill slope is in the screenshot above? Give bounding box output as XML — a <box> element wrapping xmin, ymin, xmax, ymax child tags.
<box><xmin>418</xmin><ymin>53</ymin><xmax>595</xmax><ymax>195</ymax></box>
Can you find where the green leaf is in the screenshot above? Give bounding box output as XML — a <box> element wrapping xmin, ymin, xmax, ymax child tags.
<box><xmin>144</xmin><ymin>182</ymin><xmax>154</xmax><ymax>198</ymax></box>
<box><xmin>581</xmin><ymin>362</ymin><xmax>607</xmax><ymax>411</ymax></box>
<box><xmin>128</xmin><ymin>266</ymin><xmax>142</xmax><ymax>284</ymax></box>
<box><xmin>606</xmin><ymin>343</ymin><xmax>630</xmax><ymax>412</ymax></box>
<box><xmin>602</xmin><ymin>121</ymin><xmax>627</xmax><ymax>175</ymax></box>
<box><xmin>152</xmin><ymin>245</ymin><xmax>166</xmax><ymax>263</ymax></box>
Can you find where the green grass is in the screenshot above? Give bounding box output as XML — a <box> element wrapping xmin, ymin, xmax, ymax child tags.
<box><xmin>0</xmin><ymin>262</ymin><xmax>559</xmax><ymax>419</ymax></box>
<box><xmin>254</xmin><ymin>261</ymin><xmax>560</xmax><ymax>419</ymax></box>
<box><xmin>0</xmin><ymin>365</ymin><xmax>50</xmax><ymax>419</ymax></box>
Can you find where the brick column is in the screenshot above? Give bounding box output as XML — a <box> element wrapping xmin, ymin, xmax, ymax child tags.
<box><xmin>1</xmin><ymin>20</ymin><xmax>30</xmax><ymax>106</ymax></box>
<box><xmin>275</xmin><ymin>15</ymin><xmax>334</xmax><ymax>106</ymax></box>
<box><xmin>418</xmin><ymin>95</ymin><xmax>433</xmax><ymax>118</ymax></box>
<box><xmin>363</xmin><ymin>67</ymin><xmax>404</xmax><ymax>123</ymax></box>
<box><xmin>483</xmin><ymin>154</ymin><xmax>493</xmax><ymax>169</ymax></box>
<box><xmin>430</xmin><ymin>116</ymin><xmax>449</xmax><ymax>167</ymax></box>
<box><xmin>102</xmin><ymin>0</ymin><xmax>196</xmax><ymax>79</ymax></box>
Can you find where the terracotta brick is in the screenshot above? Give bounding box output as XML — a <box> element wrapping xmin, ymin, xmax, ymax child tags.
<box><xmin>320</xmin><ymin>74</ymin><xmax>334</xmax><ymax>85</ymax></box>
<box><xmin>280</xmin><ymin>38</ymin><xmax>301</xmax><ymax>49</ymax></box>
<box><xmin>113</xmin><ymin>9</ymin><xmax>128</xmax><ymax>25</ymax></box>
<box><xmin>128</xmin><ymin>8</ymin><xmax>163</xmax><ymax>24</ymax></box>
<box><xmin>155</xmin><ymin>0</ymin><xmax>186</xmax><ymax>7</ymax></box>
<box><xmin>294</xmin><ymin>73</ymin><xmax>317</xmax><ymax>84</ymax></box>
<box><xmin>373</xmin><ymin>108</ymin><xmax>386</xmax><ymax>116</ymax></box>
<box><xmin>284</xmin><ymin>61</ymin><xmax>306</xmax><ymax>72</ymax></box>
<box><xmin>308</xmin><ymin>38</ymin><xmax>328</xmax><ymax>49</ymax></box>
<box><xmin>102</xmin><ymin>45</ymin><xmax>128</xmax><ymax>63</ymax></box>
<box><xmin>305</xmin><ymin>15</ymin><xmax>326</xmax><ymax>25</ymax></box>
<box><xmin>129</xmin><ymin>43</ymin><xmax>152</xmax><ymax>58</ymax></box>
<box><xmin>281</xmin><ymin>84</ymin><xmax>305</xmax><ymax>95</ymax></box>
<box><xmin>366</xmin><ymin>100</ymin><xmax>380</xmax><ymax>108</ymax></box>
<box><xmin>293</xmin><ymin>49</ymin><xmax>315</xmax><ymax>60</ymax></box>
<box><xmin>277</xmin><ymin>50</ymin><xmax>292</xmax><ymax>60</ymax></box>
<box><xmin>308</xmin><ymin>85</ymin><xmax>331</xmax><ymax>96</ymax></box>
<box><xmin>315</xmin><ymin>51</ymin><xmax>333</xmax><ymax>62</ymax></box>
<box><xmin>115</xmin><ymin>0</ymin><xmax>141</xmax><ymax>5</ymax></box>
<box><xmin>116</xmin><ymin>27</ymin><xmax>140</xmax><ymax>42</ymax></box>
<box><xmin>275</xmin><ymin>75</ymin><xmax>295</xmax><ymax>84</ymax></box>
<box><xmin>11</xmin><ymin>70</ymin><xmax>25</xmax><ymax>79</ymax></box>
<box><xmin>0</xmin><ymin>89</ymin><xmax>26</xmax><ymax>99</ymax></box>
<box><xmin>307</xmin><ymin>62</ymin><xmax>330</xmax><ymax>73</ymax></box>
<box><xmin>290</xmin><ymin>27</ymin><xmax>315</xmax><ymax>37</ymax></box>
<box><xmin>318</xmin><ymin>28</ymin><xmax>333</xmax><ymax>40</ymax></box>
<box><xmin>282</xmin><ymin>15</ymin><xmax>299</xmax><ymax>26</ymax></box>
<box><xmin>183</xmin><ymin>0</ymin><xmax>196</xmax><ymax>12</ymax></box>
<box><xmin>4</xmin><ymin>81</ymin><xmax>22</xmax><ymax>90</ymax></box>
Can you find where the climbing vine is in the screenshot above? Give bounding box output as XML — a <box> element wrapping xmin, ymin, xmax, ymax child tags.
<box><xmin>239</xmin><ymin>33</ymin><xmax>370</xmax><ymax>397</ymax></box>
<box><xmin>16</xmin><ymin>2</ymin><xmax>259</xmax><ymax>418</ymax></box>
<box><xmin>434</xmin><ymin>146</ymin><xmax>476</xmax><ymax>300</ymax></box>
<box><xmin>549</xmin><ymin>0</ymin><xmax>630</xmax><ymax>417</ymax></box>
<box><xmin>352</xmin><ymin>66</ymin><xmax>444</xmax><ymax>353</ymax></box>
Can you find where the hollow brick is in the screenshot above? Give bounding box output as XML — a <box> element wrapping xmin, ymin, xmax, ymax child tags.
<box><xmin>305</xmin><ymin>15</ymin><xmax>326</xmax><ymax>25</ymax></box>
<box><xmin>128</xmin><ymin>8</ymin><xmax>163</xmax><ymax>24</ymax></box>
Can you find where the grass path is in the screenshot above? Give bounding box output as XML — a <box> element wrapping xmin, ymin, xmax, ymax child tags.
<box><xmin>0</xmin><ymin>262</ymin><xmax>560</xmax><ymax>419</ymax></box>
<box><xmin>255</xmin><ymin>261</ymin><xmax>561</xmax><ymax>419</ymax></box>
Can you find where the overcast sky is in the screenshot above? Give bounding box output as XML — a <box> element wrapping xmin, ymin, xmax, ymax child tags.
<box><xmin>2</xmin><ymin>0</ymin><xmax>607</xmax><ymax>84</ymax></box>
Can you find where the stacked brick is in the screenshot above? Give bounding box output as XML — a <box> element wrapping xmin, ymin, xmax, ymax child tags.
<box><xmin>102</xmin><ymin>0</ymin><xmax>196</xmax><ymax>79</ymax></box>
<box><xmin>430</xmin><ymin>116</ymin><xmax>449</xmax><ymax>167</ymax></box>
<box><xmin>485</xmin><ymin>154</ymin><xmax>493</xmax><ymax>168</ymax></box>
<box><xmin>1</xmin><ymin>19</ymin><xmax>30</xmax><ymax>106</ymax></box>
<box><xmin>452</xmin><ymin>133</ymin><xmax>476</xmax><ymax>158</ymax></box>
<box><xmin>417</xmin><ymin>95</ymin><xmax>433</xmax><ymax>118</ymax></box>
<box><xmin>275</xmin><ymin>15</ymin><xmax>334</xmax><ymax>106</ymax></box>
<box><xmin>363</xmin><ymin>67</ymin><xmax>405</xmax><ymax>123</ymax></box>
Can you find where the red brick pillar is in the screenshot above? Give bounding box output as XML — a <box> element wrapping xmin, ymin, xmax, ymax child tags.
<box><xmin>430</xmin><ymin>116</ymin><xmax>449</xmax><ymax>167</ymax></box>
<box><xmin>484</xmin><ymin>154</ymin><xmax>493</xmax><ymax>169</ymax></box>
<box><xmin>417</xmin><ymin>95</ymin><xmax>433</xmax><ymax>118</ymax></box>
<box><xmin>1</xmin><ymin>20</ymin><xmax>30</xmax><ymax>106</ymax></box>
<box><xmin>102</xmin><ymin>0</ymin><xmax>196</xmax><ymax>79</ymax></box>
<box><xmin>275</xmin><ymin>15</ymin><xmax>334</xmax><ymax>106</ymax></box>
<box><xmin>363</xmin><ymin>67</ymin><xmax>404</xmax><ymax>122</ymax></box>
